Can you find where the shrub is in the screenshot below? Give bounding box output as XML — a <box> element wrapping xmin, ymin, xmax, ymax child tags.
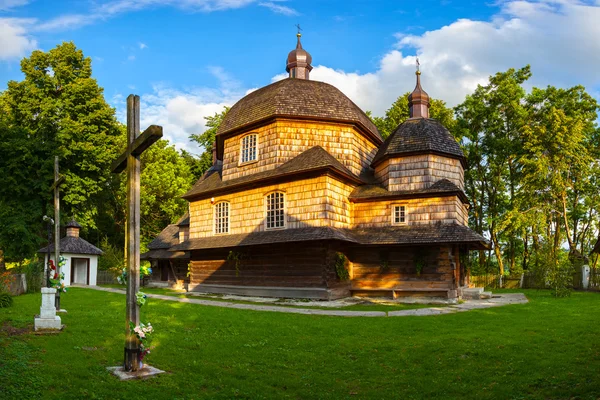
<box><xmin>23</xmin><ymin>260</ymin><xmax>45</xmax><ymax>293</ymax></box>
<box><xmin>0</xmin><ymin>292</ymin><xmax>13</xmax><ymax>308</ymax></box>
<box><xmin>98</xmin><ymin>237</ymin><xmax>124</xmax><ymax>271</ymax></box>
<box><xmin>528</xmin><ymin>242</ymin><xmax>573</xmax><ymax>297</ymax></box>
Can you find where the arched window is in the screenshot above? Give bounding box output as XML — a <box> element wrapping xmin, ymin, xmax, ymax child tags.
<box><xmin>265</xmin><ymin>192</ymin><xmax>285</xmax><ymax>229</ymax></box>
<box><xmin>214</xmin><ymin>201</ymin><xmax>230</xmax><ymax>234</ymax></box>
<box><xmin>240</xmin><ymin>134</ymin><xmax>258</xmax><ymax>164</ymax></box>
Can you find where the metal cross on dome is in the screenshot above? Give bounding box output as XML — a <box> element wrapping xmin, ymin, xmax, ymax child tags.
<box><xmin>295</xmin><ymin>23</ymin><xmax>302</xmax><ymax>34</ymax></box>
<box><xmin>416</xmin><ymin>57</ymin><xmax>420</xmax><ymax>72</ymax></box>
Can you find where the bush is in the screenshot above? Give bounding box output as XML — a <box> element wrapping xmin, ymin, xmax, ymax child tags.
<box><xmin>0</xmin><ymin>291</ymin><xmax>13</xmax><ymax>308</ymax></box>
<box><xmin>528</xmin><ymin>242</ymin><xmax>573</xmax><ymax>297</ymax></box>
<box><xmin>23</xmin><ymin>260</ymin><xmax>45</xmax><ymax>293</ymax></box>
<box><xmin>98</xmin><ymin>237</ymin><xmax>124</xmax><ymax>271</ymax></box>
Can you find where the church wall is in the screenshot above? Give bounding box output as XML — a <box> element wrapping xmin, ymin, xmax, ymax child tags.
<box><xmin>189</xmin><ymin>175</ymin><xmax>357</xmax><ymax>238</ymax></box>
<box><xmin>221</xmin><ymin>119</ymin><xmax>379</xmax><ymax>181</ymax></box>
<box><xmin>374</xmin><ymin>159</ymin><xmax>390</xmax><ymax>189</ymax></box>
<box><xmin>347</xmin><ymin>245</ymin><xmax>458</xmax><ymax>298</ymax></box>
<box><xmin>387</xmin><ymin>155</ymin><xmax>464</xmax><ymax>191</ymax></box>
<box><xmin>188</xmin><ymin>243</ymin><xmax>350</xmax><ymax>299</ymax></box>
<box><xmin>352</xmin><ymin>196</ymin><xmax>465</xmax><ymax>228</ymax></box>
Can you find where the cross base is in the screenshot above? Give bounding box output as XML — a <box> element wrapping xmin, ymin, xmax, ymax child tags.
<box><xmin>124</xmin><ymin>347</ymin><xmax>142</xmax><ymax>372</ymax></box>
<box><xmin>107</xmin><ymin>365</ymin><xmax>165</xmax><ymax>381</ymax></box>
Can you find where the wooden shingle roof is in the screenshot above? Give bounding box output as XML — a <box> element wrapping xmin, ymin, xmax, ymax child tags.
<box><xmin>147</xmin><ymin>224</ymin><xmax>180</xmax><ymax>250</ymax></box>
<box><xmin>170</xmin><ymin>224</ymin><xmax>489</xmax><ymax>251</ymax></box>
<box><xmin>372</xmin><ymin>118</ymin><xmax>465</xmax><ymax>167</ymax></box>
<box><xmin>349</xmin><ymin>179</ymin><xmax>469</xmax><ymax>203</ymax></box>
<box><xmin>182</xmin><ymin>146</ymin><xmax>363</xmax><ymax>201</ymax></box>
<box><xmin>216</xmin><ymin>78</ymin><xmax>381</xmax><ymax>143</ymax></box>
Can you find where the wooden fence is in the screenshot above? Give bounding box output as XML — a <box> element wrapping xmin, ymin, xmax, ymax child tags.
<box><xmin>96</xmin><ymin>270</ymin><xmax>117</xmax><ymax>285</ymax></box>
<box><xmin>470</xmin><ymin>266</ymin><xmax>600</xmax><ymax>290</ymax></box>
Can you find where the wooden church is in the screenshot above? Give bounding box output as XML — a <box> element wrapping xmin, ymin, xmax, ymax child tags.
<box><xmin>146</xmin><ymin>34</ymin><xmax>489</xmax><ymax>300</ymax></box>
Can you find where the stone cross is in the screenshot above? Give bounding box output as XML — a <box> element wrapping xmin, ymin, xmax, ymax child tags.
<box><xmin>111</xmin><ymin>94</ymin><xmax>162</xmax><ymax>372</ymax></box>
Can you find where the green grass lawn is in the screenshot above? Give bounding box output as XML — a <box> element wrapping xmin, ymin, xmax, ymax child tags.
<box><xmin>1</xmin><ymin>288</ymin><xmax>599</xmax><ymax>400</ymax></box>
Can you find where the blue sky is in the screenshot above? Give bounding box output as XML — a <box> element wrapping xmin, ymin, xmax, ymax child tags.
<box><xmin>1</xmin><ymin>0</ymin><xmax>600</xmax><ymax>153</ymax></box>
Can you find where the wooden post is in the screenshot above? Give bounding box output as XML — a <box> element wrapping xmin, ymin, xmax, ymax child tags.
<box><xmin>125</xmin><ymin>95</ymin><xmax>141</xmax><ymax>371</ymax></box>
<box><xmin>111</xmin><ymin>94</ymin><xmax>162</xmax><ymax>372</ymax></box>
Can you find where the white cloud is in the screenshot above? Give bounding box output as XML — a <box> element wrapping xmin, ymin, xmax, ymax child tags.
<box><xmin>113</xmin><ymin>68</ymin><xmax>246</xmax><ymax>154</ymax></box>
<box><xmin>0</xmin><ymin>18</ymin><xmax>37</xmax><ymax>60</ymax></box>
<box><xmin>0</xmin><ymin>0</ymin><xmax>28</xmax><ymax>11</ymax></box>
<box><xmin>298</xmin><ymin>0</ymin><xmax>600</xmax><ymax>116</ymax></box>
<box><xmin>258</xmin><ymin>1</ymin><xmax>298</xmax><ymax>16</ymax></box>
<box><xmin>139</xmin><ymin>42</ymin><xmax>148</xmax><ymax>49</ymax></box>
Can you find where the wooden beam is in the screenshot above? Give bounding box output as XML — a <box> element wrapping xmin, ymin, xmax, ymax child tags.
<box><xmin>49</xmin><ymin>175</ymin><xmax>66</xmax><ymax>191</ymax></box>
<box><xmin>111</xmin><ymin>125</ymin><xmax>163</xmax><ymax>174</ymax></box>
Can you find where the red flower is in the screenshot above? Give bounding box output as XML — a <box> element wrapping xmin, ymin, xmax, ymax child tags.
<box><xmin>54</xmin><ymin>273</ymin><xmax>58</xmax><ymax>279</ymax></box>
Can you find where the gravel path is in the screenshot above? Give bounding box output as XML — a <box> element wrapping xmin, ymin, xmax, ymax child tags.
<box><xmin>76</xmin><ymin>285</ymin><xmax>528</xmax><ymax>317</ymax></box>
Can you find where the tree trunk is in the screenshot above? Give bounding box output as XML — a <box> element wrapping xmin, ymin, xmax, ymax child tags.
<box><xmin>491</xmin><ymin>230</ymin><xmax>505</xmax><ymax>275</ymax></box>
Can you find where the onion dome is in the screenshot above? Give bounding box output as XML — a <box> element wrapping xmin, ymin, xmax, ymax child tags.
<box><xmin>286</xmin><ymin>33</ymin><xmax>313</xmax><ymax>80</ymax></box>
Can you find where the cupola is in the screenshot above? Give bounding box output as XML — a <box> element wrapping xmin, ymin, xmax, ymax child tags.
<box><xmin>408</xmin><ymin>64</ymin><xmax>430</xmax><ymax>118</ymax></box>
<box><xmin>286</xmin><ymin>33</ymin><xmax>313</xmax><ymax>80</ymax></box>
<box><xmin>65</xmin><ymin>219</ymin><xmax>82</xmax><ymax>238</ymax></box>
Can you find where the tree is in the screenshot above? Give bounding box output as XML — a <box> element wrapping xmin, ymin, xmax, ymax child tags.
<box><xmin>189</xmin><ymin>107</ymin><xmax>229</xmax><ymax>175</ymax></box>
<box><xmin>1</xmin><ymin>42</ymin><xmax>122</xmax><ymax>231</ymax></box>
<box><xmin>371</xmin><ymin>93</ymin><xmax>455</xmax><ymax>139</ymax></box>
<box><xmin>454</xmin><ymin>66</ymin><xmax>531</xmax><ymax>274</ymax></box>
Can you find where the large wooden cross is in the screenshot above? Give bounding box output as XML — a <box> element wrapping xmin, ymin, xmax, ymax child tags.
<box><xmin>111</xmin><ymin>94</ymin><xmax>162</xmax><ymax>372</ymax></box>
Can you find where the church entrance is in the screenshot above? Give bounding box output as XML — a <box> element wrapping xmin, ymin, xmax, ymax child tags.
<box><xmin>71</xmin><ymin>257</ymin><xmax>90</xmax><ymax>285</ymax></box>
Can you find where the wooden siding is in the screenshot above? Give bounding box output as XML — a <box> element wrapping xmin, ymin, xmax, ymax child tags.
<box><xmin>387</xmin><ymin>154</ymin><xmax>464</xmax><ymax>191</ymax></box>
<box><xmin>352</xmin><ymin>196</ymin><xmax>467</xmax><ymax>228</ymax></box>
<box><xmin>188</xmin><ymin>244</ymin><xmax>348</xmax><ymax>290</ymax></box>
<box><xmin>221</xmin><ymin>119</ymin><xmax>379</xmax><ymax>181</ymax></box>
<box><xmin>189</xmin><ymin>176</ymin><xmax>357</xmax><ymax>238</ymax></box>
<box><xmin>348</xmin><ymin>245</ymin><xmax>458</xmax><ymax>294</ymax></box>
<box><xmin>374</xmin><ymin>159</ymin><xmax>390</xmax><ymax>189</ymax></box>
<box><xmin>178</xmin><ymin>226</ymin><xmax>189</xmax><ymax>243</ymax></box>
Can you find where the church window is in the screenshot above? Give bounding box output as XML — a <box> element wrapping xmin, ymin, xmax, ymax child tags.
<box><xmin>240</xmin><ymin>134</ymin><xmax>258</xmax><ymax>164</ymax></box>
<box><xmin>392</xmin><ymin>205</ymin><xmax>407</xmax><ymax>225</ymax></box>
<box><xmin>214</xmin><ymin>201</ymin><xmax>230</xmax><ymax>234</ymax></box>
<box><xmin>265</xmin><ymin>192</ymin><xmax>285</xmax><ymax>229</ymax></box>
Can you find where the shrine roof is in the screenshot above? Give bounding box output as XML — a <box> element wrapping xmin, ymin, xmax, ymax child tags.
<box><xmin>216</xmin><ymin>78</ymin><xmax>381</xmax><ymax>143</ymax></box>
<box><xmin>182</xmin><ymin>146</ymin><xmax>363</xmax><ymax>200</ymax></box>
<box><xmin>349</xmin><ymin>179</ymin><xmax>469</xmax><ymax>203</ymax></box>
<box><xmin>171</xmin><ymin>223</ymin><xmax>490</xmax><ymax>251</ymax></box>
<box><xmin>371</xmin><ymin>118</ymin><xmax>465</xmax><ymax>167</ymax></box>
<box><xmin>38</xmin><ymin>236</ymin><xmax>103</xmax><ymax>255</ymax></box>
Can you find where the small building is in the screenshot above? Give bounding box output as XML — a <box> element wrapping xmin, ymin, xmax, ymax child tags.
<box><xmin>38</xmin><ymin>220</ymin><xmax>103</xmax><ymax>286</ymax></box>
<box><xmin>141</xmin><ymin>213</ymin><xmax>190</xmax><ymax>288</ymax></box>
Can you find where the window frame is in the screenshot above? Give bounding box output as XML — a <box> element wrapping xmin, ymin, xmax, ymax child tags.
<box><xmin>239</xmin><ymin>133</ymin><xmax>259</xmax><ymax>165</ymax></box>
<box><xmin>391</xmin><ymin>204</ymin><xmax>408</xmax><ymax>225</ymax></box>
<box><xmin>264</xmin><ymin>191</ymin><xmax>286</xmax><ymax>230</ymax></box>
<box><xmin>213</xmin><ymin>201</ymin><xmax>230</xmax><ymax>235</ymax></box>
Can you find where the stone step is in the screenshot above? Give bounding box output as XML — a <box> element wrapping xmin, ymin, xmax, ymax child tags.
<box><xmin>480</xmin><ymin>291</ymin><xmax>493</xmax><ymax>299</ymax></box>
<box><xmin>462</xmin><ymin>287</ymin><xmax>484</xmax><ymax>299</ymax></box>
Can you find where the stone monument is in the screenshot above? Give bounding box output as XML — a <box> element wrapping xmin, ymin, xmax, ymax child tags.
<box><xmin>34</xmin><ymin>287</ymin><xmax>63</xmax><ymax>331</ymax></box>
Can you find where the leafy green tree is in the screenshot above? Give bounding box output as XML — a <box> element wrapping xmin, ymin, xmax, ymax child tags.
<box><xmin>1</xmin><ymin>42</ymin><xmax>121</xmax><ymax>231</ymax></box>
<box><xmin>455</xmin><ymin>66</ymin><xmax>531</xmax><ymax>274</ymax></box>
<box><xmin>189</xmin><ymin>107</ymin><xmax>229</xmax><ymax>175</ymax></box>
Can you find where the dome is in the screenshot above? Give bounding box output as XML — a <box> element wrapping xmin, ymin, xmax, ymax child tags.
<box><xmin>371</xmin><ymin>118</ymin><xmax>465</xmax><ymax>167</ymax></box>
<box><xmin>286</xmin><ymin>34</ymin><xmax>312</xmax><ymax>70</ymax></box>
<box><xmin>216</xmin><ymin>78</ymin><xmax>381</xmax><ymax>142</ymax></box>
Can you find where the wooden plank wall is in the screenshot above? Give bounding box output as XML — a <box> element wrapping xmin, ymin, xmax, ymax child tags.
<box><xmin>221</xmin><ymin>119</ymin><xmax>379</xmax><ymax>181</ymax></box>
<box><xmin>386</xmin><ymin>155</ymin><xmax>464</xmax><ymax>191</ymax></box>
<box><xmin>348</xmin><ymin>245</ymin><xmax>456</xmax><ymax>291</ymax></box>
<box><xmin>189</xmin><ymin>176</ymin><xmax>356</xmax><ymax>237</ymax></box>
<box><xmin>352</xmin><ymin>196</ymin><xmax>467</xmax><ymax>228</ymax></box>
<box><xmin>188</xmin><ymin>244</ymin><xmax>346</xmax><ymax>289</ymax></box>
